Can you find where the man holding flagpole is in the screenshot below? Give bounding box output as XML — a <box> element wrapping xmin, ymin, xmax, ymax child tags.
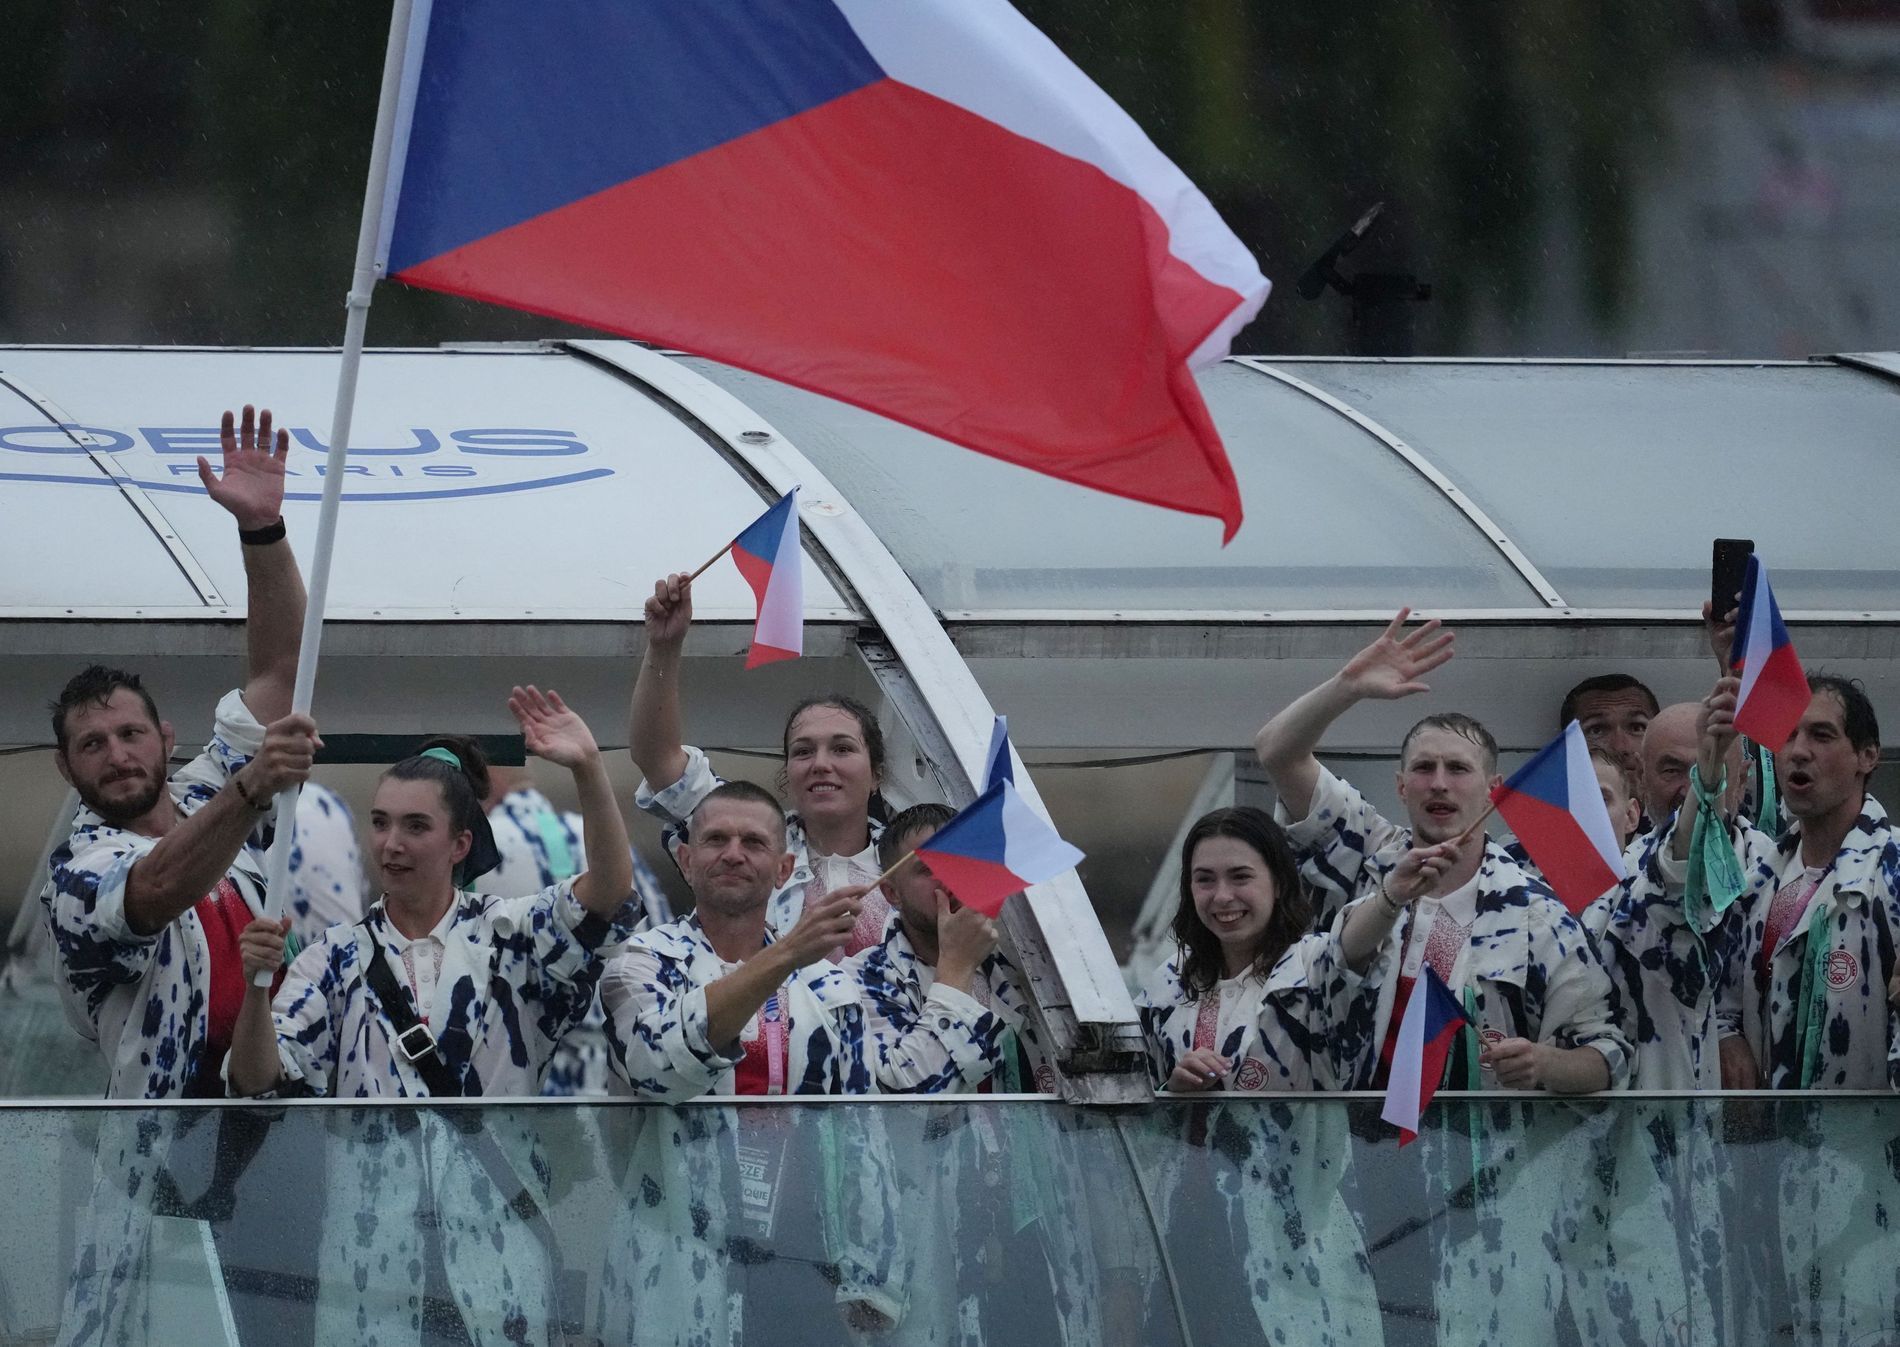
<box><xmin>41</xmin><ymin>405</ymin><xmax>319</xmax><ymax>1100</ymax></box>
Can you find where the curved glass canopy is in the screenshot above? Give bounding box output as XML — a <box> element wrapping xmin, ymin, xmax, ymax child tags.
<box><xmin>677</xmin><ymin>356</ymin><xmax>1542</xmax><ymax>613</ymax></box>
<box><xmin>1282</xmin><ymin>358</ymin><xmax>1900</xmax><ymax>612</ymax></box>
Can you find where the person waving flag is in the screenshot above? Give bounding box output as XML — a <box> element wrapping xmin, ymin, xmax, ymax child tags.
<box><xmin>373</xmin><ymin>0</ymin><xmax>1267</xmax><ymax>538</ymax></box>
<box><xmin>1729</xmin><ymin>555</ymin><xmax>1808</xmax><ymax>751</ymax></box>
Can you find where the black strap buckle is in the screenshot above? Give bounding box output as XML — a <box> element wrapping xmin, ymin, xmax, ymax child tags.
<box><xmin>397</xmin><ymin>1022</ymin><xmax>438</xmax><ymax>1063</ymax></box>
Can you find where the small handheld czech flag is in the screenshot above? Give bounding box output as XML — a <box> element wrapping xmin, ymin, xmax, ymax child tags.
<box><xmin>1729</xmin><ymin>555</ymin><xmax>1808</xmax><ymax>751</ymax></box>
<box><xmin>729</xmin><ymin>489</ymin><xmax>803</xmax><ymax>669</ymax></box>
<box><xmin>984</xmin><ymin>715</ymin><xmax>1014</xmax><ymax>791</ymax></box>
<box><xmin>1489</xmin><ymin>722</ymin><xmax>1627</xmax><ymax>914</ymax></box>
<box><xmin>1381</xmin><ymin>966</ymin><xmax>1470</xmax><ymax>1146</ymax></box>
<box><xmin>912</xmin><ymin>781</ymin><xmax>1084</xmax><ymax>918</ymax></box>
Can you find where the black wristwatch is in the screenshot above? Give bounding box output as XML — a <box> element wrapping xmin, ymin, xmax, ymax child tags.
<box><xmin>239</xmin><ymin>518</ymin><xmax>286</xmax><ymax>546</ymax></box>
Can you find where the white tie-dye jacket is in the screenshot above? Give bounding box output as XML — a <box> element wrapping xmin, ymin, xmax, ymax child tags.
<box><xmin>41</xmin><ymin>688</ymin><xmax>269</xmax><ymax>1099</ymax></box>
<box><xmin>283</xmin><ymin>782</ymin><xmax>367</xmax><ymax>948</ymax></box>
<box><xmin>1706</xmin><ymin>794</ymin><xmax>1900</xmax><ymax>1089</ymax></box>
<box><xmin>600</xmin><ymin>914</ymin><xmax>874</xmax><ymax>1098</ymax></box>
<box><xmin>1590</xmin><ymin>818</ymin><xmax>1754</xmax><ymax>1089</ymax></box>
<box><xmin>260</xmin><ymin>879</ymin><xmax>635</xmax><ymax>1098</ymax></box>
<box><xmin>596</xmin><ymin>915</ymin><xmax>899</xmax><ymax>1330</ymax></box>
<box><xmin>849</xmin><ymin>913</ymin><xmax>1039</xmax><ymax>1094</ymax></box>
<box><xmin>1135</xmin><ymin>930</ymin><xmax>1375</xmax><ymax>1092</ymax></box>
<box><xmin>1131</xmin><ymin>940</ymin><xmax>1385</xmax><ymax>1346</ymax></box>
<box><xmin>1281</xmin><ymin>765</ymin><xmax>1632</xmax><ymax>1090</ymax></box>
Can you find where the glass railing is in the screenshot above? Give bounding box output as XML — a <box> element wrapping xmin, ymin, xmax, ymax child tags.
<box><xmin>4</xmin><ymin>1094</ymin><xmax>1898</xmax><ymax>1346</ymax></box>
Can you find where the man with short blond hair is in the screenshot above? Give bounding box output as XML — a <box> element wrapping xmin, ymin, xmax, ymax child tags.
<box><xmin>1253</xmin><ymin>609</ymin><xmax>1628</xmax><ymax>1097</ymax></box>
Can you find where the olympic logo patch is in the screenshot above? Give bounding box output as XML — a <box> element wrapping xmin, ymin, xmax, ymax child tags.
<box><xmin>1824</xmin><ymin>949</ymin><xmax>1860</xmax><ymax>992</ymax></box>
<box><xmin>1234</xmin><ymin>1058</ymin><xmax>1268</xmax><ymax>1091</ymax></box>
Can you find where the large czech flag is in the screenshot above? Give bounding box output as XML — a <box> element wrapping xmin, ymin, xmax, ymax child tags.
<box><xmin>913</xmin><ymin>780</ymin><xmax>1084</xmax><ymax>918</ymax></box>
<box><xmin>373</xmin><ymin>0</ymin><xmax>1267</xmax><ymax>538</ymax></box>
<box><xmin>1490</xmin><ymin>721</ymin><xmax>1627</xmax><ymax>915</ymax></box>
<box><xmin>1381</xmin><ymin>966</ymin><xmax>1469</xmax><ymax>1147</ymax></box>
<box><xmin>1729</xmin><ymin>555</ymin><xmax>1808</xmax><ymax>751</ymax></box>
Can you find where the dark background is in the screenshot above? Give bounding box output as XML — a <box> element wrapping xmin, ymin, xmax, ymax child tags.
<box><xmin>5</xmin><ymin>0</ymin><xmax>1896</xmax><ymax>357</ymax></box>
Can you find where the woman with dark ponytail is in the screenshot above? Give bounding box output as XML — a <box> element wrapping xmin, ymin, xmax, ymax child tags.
<box><xmin>228</xmin><ymin>685</ymin><xmax>638</xmax><ymax>1098</ymax></box>
<box><xmin>630</xmin><ymin>570</ymin><xmax>893</xmax><ymax>956</ymax></box>
<box><xmin>225</xmin><ymin>687</ymin><xmax>639</xmax><ymax>1345</ymax></box>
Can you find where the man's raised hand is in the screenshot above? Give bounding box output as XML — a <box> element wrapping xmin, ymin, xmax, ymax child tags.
<box><xmin>778</xmin><ymin>884</ymin><xmax>866</xmax><ymax>967</ymax></box>
<box><xmin>1338</xmin><ymin>608</ymin><xmax>1455</xmax><ymax>702</ymax></box>
<box><xmin>1697</xmin><ymin>676</ymin><xmax>1740</xmax><ymax>785</ymax></box>
<box><xmin>510</xmin><ymin>685</ymin><xmax>599</xmax><ymax>770</ymax></box>
<box><xmin>1384</xmin><ymin>841</ymin><xmax>1459</xmax><ymax>905</ymax></box>
<box><xmin>238</xmin><ymin>714</ymin><xmax>321</xmax><ymax>800</ymax></box>
<box><xmin>200</xmin><ymin>405</ymin><xmax>290</xmax><ymax>531</ymax></box>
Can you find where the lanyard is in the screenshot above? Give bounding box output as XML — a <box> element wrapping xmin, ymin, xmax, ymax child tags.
<box><xmin>761</xmin><ymin>990</ymin><xmax>788</xmax><ymax>1096</ymax></box>
<box><xmin>1191</xmin><ymin>990</ymin><xmax>1221</xmax><ymax>1053</ymax></box>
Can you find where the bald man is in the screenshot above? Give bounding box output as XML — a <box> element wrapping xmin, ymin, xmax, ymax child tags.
<box><xmin>1641</xmin><ymin>702</ymin><xmax>1748</xmax><ymax>831</ymax></box>
<box><xmin>1602</xmin><ymin>685</ymin><xmax>1767</xmax><ymax>1088</ymax></box>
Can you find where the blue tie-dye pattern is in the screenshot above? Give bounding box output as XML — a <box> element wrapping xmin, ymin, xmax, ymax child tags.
<box><xmin>253</xmin><ymin>880</ymin><xmax>637</xmax><ymax>1100</ymax></box>
<box><xmin>848</xmin><ymin>910</ymin><xmax>1038</xmax><ymax>1094</ymax></box>
<box><xmin>282</xmin><ymin>782</ymin><xmax>368</xmax><ymax>948</ymax></box>
<box><xmin>595</xmin><ymin>914</ymin><xmax>903</xmax><ymax>1339</ymax></box>
<box><xmin>1134</xmin><ymin>933</ymin><xmax>1376</xmax><ymax>1094</ymax></box>
<box><xmin>1713</xmin><ymin>794</ymin><xmax>1900</xmax><ymax>1090</ymax></box>
<box><xmin>599</xmin><ymin>914</ymin><xmax>874</xmax><ymax>1100</ymax></box>
<box><xmin>1130</xmin><ymin>950</ymin><xmax>1384</xmax><ymax>1345</ymax></box>
<box><xmin>40</xmin><ymin>689</ymin><xmax>271</xmax><ymax>1099</ymax></box>
<box><xmin>1281</xmin><ymin>765</ymin><xmax>1632</xmax><ymax>1090</ymax></box>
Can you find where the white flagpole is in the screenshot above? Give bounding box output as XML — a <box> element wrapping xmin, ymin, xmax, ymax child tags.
<box><xmin>254</xmin><ymin>0</ymin><xmax>421</xmax><ymax>980</ymax></box>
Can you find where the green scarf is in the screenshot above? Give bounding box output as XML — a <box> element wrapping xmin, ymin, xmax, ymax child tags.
<box><xmin>1793</xmin><ymin>898</ymin><xmax>1834</xmax><ymax>1089</ymax></box>
<box><xmin>1682</xmin><ymin>764</ymin><xmax>1746</xmax><ymax>938</ymax></box>
<box><xmin>1752</xmin><ymin>740</ymin><xmax>1781</xmax><ymax>837</ymax></box>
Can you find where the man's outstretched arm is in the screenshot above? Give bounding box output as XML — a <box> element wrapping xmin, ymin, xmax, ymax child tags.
<box><xmin>1253</xmin><ymin>608</ymin><xmax>1455</xmax><ymax>819</ymax></box>
<box><xmin>199</xmin><ymin>405</ymin><xmax>306</xmax><ymax>725</ymax></box>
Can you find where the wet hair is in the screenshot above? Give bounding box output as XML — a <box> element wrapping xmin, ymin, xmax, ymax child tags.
<box><xmin>693</xmin><ymin>779</ymin><xmax>789</xmax><ymax>849</ymax></box>
<box><xmin>1560</xmin><ymin>674</ymin><xmax>1659</xmax><ymax>729</ymax></box>
<box><xmin>1587</xmin><ymin>744</ymin><xmax>1638</xmax><ymax>805</ymax></box>
<box><xmin>1399</xmin><ymin>712</ymin><xmax>1499</xmax><ymax>775</ymax></box>
<box><xmin>1174</xmin><ymin>807</ymin><xmax>1313</xmax><ymax>997</ymax></box>
<box><xmin>1806</xmin><ymin>672</ymin><xmax>1880</xmax><ymax>753</ymax></box>
<box><xmin>779</xmin><ymin>693</ymin><xmax>893</xmax><ymax>825</ymax></box>
<box><xmin>879</xmin><ymin>802</ymin><xmax>958</xmax><ymax>869</ymax></box>
<box><xmin>51</xmin><ymin>665</ymin><xmax>161</xmax><ymax>752</ymax></box>
<box><xmin>382</xmin><ymin>734</ymin><xmax>501</xmax><ymax>887</ymax></box>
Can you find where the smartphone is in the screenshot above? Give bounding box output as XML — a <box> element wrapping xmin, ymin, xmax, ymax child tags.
<box><xmin>1711</xmin><ymin>538</ymin><xmax>1754</xmax><ymax>621</ymax></box>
